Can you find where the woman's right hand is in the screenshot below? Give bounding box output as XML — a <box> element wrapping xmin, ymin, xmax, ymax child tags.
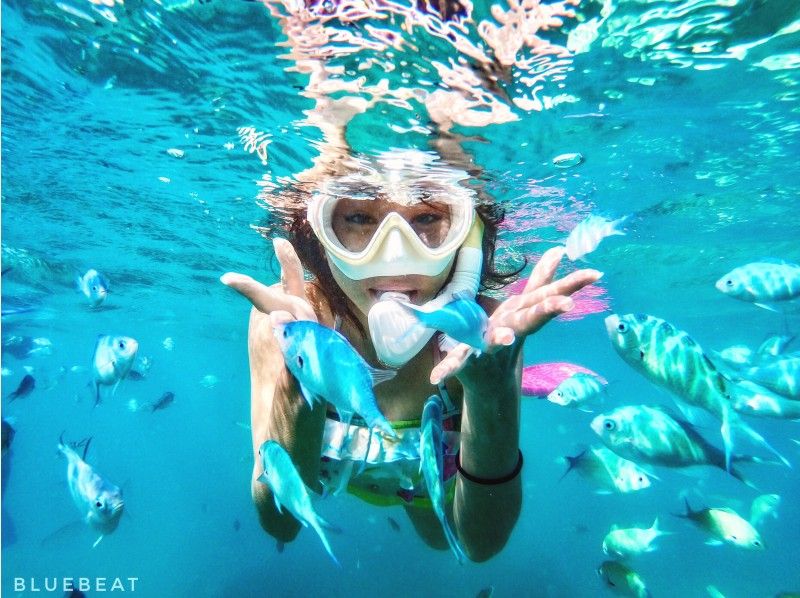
<box><xmin>220</xmin><ymin>238</ymin><xmax>317</xmax><ymax>324</ymax></box>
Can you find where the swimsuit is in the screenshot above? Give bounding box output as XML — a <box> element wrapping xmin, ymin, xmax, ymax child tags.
<box><xmin>319</xmin><ymin>318</ymin><xmax>461</xmax><ymax>507</ymax></box>
<box><xmin>319</xmin><ymin>383</ymin><xmax>460</xmax><ymax>507</ymax></box>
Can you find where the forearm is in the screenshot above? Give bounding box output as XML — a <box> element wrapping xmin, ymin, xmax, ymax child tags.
<box><xmin>248</xmin><ymin>308</ymin><xmax>326</xmax><ymax>541</ymax></box>
<box><xmin>453</xmin><ymin>352</ymin><xmax>523</xmax><ymax>562</ymax></box>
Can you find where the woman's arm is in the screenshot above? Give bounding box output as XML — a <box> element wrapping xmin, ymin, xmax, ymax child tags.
<box><xmin>439</xmin><ymin>248</ymin><xmax>602</xmax><ymax>562</ymax></box>
<box><xmin>248</xmin><ymin>307</ymin><xmax>327</xmax><ymax>543</ymax></box>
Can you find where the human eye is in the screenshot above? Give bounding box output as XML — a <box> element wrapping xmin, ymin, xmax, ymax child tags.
<box><xmin>412</xmin><ymin>212</ymin><xmax>443</xmax><ymax>226</ymax></box>
<box><xmin>343</xmin><ymin>212</ymin><xmax>377</xmax><ymax>226</ymax></box>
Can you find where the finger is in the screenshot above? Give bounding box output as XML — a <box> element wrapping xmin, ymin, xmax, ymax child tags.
<box><xmin>430</xmin><ymin>344</ymin><xmax>473</xmax><ymax>385</ymax></box>
<box><xmin>494</xmin><ymin>295</ymin><xmax>574</xmax><ymax>337</ymax></box>
<box><xmin>486</xmin><ymin>325</ymin><xmax>515</xmax><ymax>350</ymax></box>
<box><xmin>523</xmin><ymin>246</ymin><xmax>566</xmax><ymax>294</ymax></box>
<box><xmin>220</xmin><ymin>272</ymin><xmax>318</xmax><ymax>322</ymax></box>
<box><xmin>498</xmin><ymin>268</ymin><xmax>601</xmax><ymax>316</ymax></box>
<box><xmin>273</xmin><ymin>238</ymin><xmax>306</xmax><ymax>298</ymax></box>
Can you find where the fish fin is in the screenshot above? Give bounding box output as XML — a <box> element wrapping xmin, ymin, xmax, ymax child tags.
<box><xmin>276</xmin><ymin>540</ymin><xmax>284</xmax><ymax>553</ymax></box>
<box><xmin>366</xmin><ymin>365</ymin><xmax>397</xmax><ymax>387</ymax></box>
<box><xmin>92</xmin><ymin>535</ymin><xmax>104</xmax><ymax>549</ymax></box>
<box><xmin>733</xmin><ymin>414</ymin><xmax>791</xmax><ymax>467</ymax></box>
<box><xmin>297</xmin><ymin>382</ymin><xmax>318</xmax><ymax>408</ymax></box>
<box><xmin>755</xmin><ymin>303</ymin><xmax>780</xmax><ymax>313</ymax></box>
<box><xmin>705</xmin><ymin>539</ymin><xmax>724</xmax><ymax>547</ymax></box>
<box><xmin>272</xmin><ymin>493</ymin><xmax>283</xmax><ymax>514</ymax></box>
<box><xmin>440</xmin><ymin>513</ymin><xmax>467</xmax><ymax>565</ymax></box>
<box><xmin>721</xmin><ymin>407</ymin><xmax>733</xmax><ymax>473</ymax></box>
<box><xmin>310</xmin><ymin>517</ymin><xmax>341</xmax><ymax>567</ymax></box>
<box><xmin>40</xmin><ymin>520</ymin><xmax>86</xmax><ymax>548</ymax></box>
<box><xmin>558</xmin><ymin>450</ymin><xmax>587</xmax><ymax>482</ymax></box>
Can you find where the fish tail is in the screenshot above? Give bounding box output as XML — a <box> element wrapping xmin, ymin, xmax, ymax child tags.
<box><xmin>310</xmin><ymin>517</ymin><xmax>340</xmax><ymax>567</ymax></box>
<box><xmin>559</xmin><ymin>450</ymin><xmax>586</xmax><ymax>482</ymax></box>
<box><xmin>733</xmin><ymin>414</ymin><xmax>791</xmax><ymax>468</ymax></box>
<box><xmin>440</xmin><ymin>512</ymin><xmax>467</xmax><ymax>564</ymax></box>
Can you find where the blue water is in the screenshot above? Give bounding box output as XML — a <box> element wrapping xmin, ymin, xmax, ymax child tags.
<box><xmin>2</xmin><ymin>0</ymin><xmax>799</xmax><ymax>596</ymax></box>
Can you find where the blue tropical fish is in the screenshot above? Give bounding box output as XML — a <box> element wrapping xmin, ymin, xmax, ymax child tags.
<box><xmin>420</xmin><ymin>395</ymin><xmax>466</xmax><ymax>564</ymax></box>
<box><xmin>272</xmin><ymin>320</ymin><xmax>396</xmax><ymax>438</ymax></box>
<box><xmin>76</xmin><ymin>269</ymin><xmax>110</xmax><ymax>307</ymax></box>
<box><xmin>400</xmin><ymin>294</ymin><xmax>491</xmax><ymax>353</ymax></box>
<box><xmin>257</xmin><ymin>440</ymin><xmax>339</xmax><ymax>566</ymax></box>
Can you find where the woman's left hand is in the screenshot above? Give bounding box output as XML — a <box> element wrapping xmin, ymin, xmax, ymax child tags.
<box><xmin>430</xmin><ymin>246</ymin><xmax>602</xmax><ymax>386</ymax></box>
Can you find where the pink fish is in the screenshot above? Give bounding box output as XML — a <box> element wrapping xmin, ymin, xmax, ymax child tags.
<box><xmin>522</xmin><ymin>362</ymin><xmax>607</xmax><ymax>398</ymax></box>
<box><xmin>507</xmin><ymin>281</ymin><xmax>610</xmax><ymax>322</ymax></box>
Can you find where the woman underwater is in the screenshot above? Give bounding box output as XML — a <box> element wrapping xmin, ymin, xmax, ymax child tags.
<box><xmin>222</xmin><ymin>142</ymin><xmax>600</xmax><ymax>561</ymax></box>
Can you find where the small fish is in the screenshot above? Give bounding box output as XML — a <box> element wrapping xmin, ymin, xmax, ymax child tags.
<box><xmin>150</xmin><ymin>391</ymin><xmax>175</xmax><ymax>412</ymax></box>
<box><xmin>591</xmin><ymin>405</ymin><xmax>754</xmax><ymax>485</ymax></box>
<box><xmin>91</xmin><ymin>335</ymin><xmax>138</xmax><ymax>405</ymax></box>
<box><xmin>602</xmin><ymin>518</ymin><xmax>671</xmax><ymax>559</ymax></box>
<box><xmin>2</xmin><ymin>418</ymin><xmax>15</xmax><ymax>458</ymax></box>
<box><xmin>749</xmin><ymin>494</ymin><xmax>780</xmax><ymax>529</ymax></box>
<box><xmin>475</xmin><ymin>586</ymin><xmax>495</xmax><ymax>598</ymax></box>
<box><xmin>678</xmin><ymin>498</ymin><xmax>764</xmax><ymax>550</ymax></box>
<box><xmin>420</xmin><ymin>394</ymin><xmax>466</xmax><ymax>564</ymax></box>
<box><xmin>199</xmin><ymin>374</ymin><xmax>218</xmax><ymax>388</ymax></box>
<box><xmin>162</xmin><ymin>337</ymin><xmax>175</xmax><ymax>351</ymax></box>
<box><xmin>257</xmin><ymin>440</ymin><xmax>339</xmax><ymax>565</ymax></box>
<box><xmin>552</xmin><ymin>152</ymin><xmax>583</xmax><ymax>168</ymax></box>
<box><xmin>742</xmin><ymin>356</ymin><xmax>800</xmax><ymax>399</ymax></box>
<box><xmin>597</xmin><ymin>560</ymin><xmax>650</xmax><ymax>597</ymax></box>
<box><xmin>715</xmin><ymin>260</ymin><xmax>800</xmax><ymax>308</ymax></box>
<box><xmin>565</xmin><ymin>214</ymin><xmax>629</xmax><ymax>261</ymax></box>
<box><xmin>547</xmin><ymin>372</ymin><xmax>607</xmax><ymax>409</ymax></box>
<box><xmin>76</xmin><ymin>269</ymin><xmax>109</xmax><ymax>307</ymax></box>
<box><xmin>400</xmin><ymin>294</ymin><xmax>494</xmax><ymax>353</ymax></box>
<box><xmin>387</xmin><ymin>516</ymin><xmax>400</xmax><ymax>532</ymax></box>
<box><xmin>6</xmin><ymin>374</ymin><xmax>35</xmax><ymax>401</ymax></box>
<box><xmin>605</xmin><ymin>313</ymin><xmax>788</xmax><ymax>471</ymax></box>
<box><xmin>58</xmin><ymin>435</ymin><xmax>124</xmax><ymax>548</ymax></box>
<box><xmin>273</xmin><ymin>320</ymin><xmax>396</xmax><ymax>437</ymax></box>
<box><xmin>715</xmin><ymin>344</ymin><xmax>754</xmax><ymax>369</ymax></box>
<box><xmin>561</xmin><ymin>446</ymin><xmax>654</xmax><ymax>494</ymax></box>
<box><xmin>730</xmin><ymin>380</ymin><xmax>800</xmax><ymax>420</ymax></box>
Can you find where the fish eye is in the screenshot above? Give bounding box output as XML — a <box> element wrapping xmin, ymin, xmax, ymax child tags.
<box><xmin>730</xmin><ymin>535</ymin><xmax>738</xmax><ymax>541</ymax></box>
<box><xmin>556</xmin><ymin>391</ymin><xmax>563</xmax><ymax>397</ymax></box>
<box><xmin>639</xmin><ymin>350</ymin><xmax>645</xmax><ymax>360</ymax></box>
<box><xmin>95</xmin><ymin>499</ymin><xmax>104</xmax><ymax>508</ymax></box>
<box><xmin>753</xmin><ymin>540</ymin><xmax>761</xmax><ymax>546</ymax></box>
<box><xmin>638</xmin><ymin>476</ymin><xmax>644</xmax><ymax>482</ymax></box>
<box><xmin>725</xmin><ymin>279</ymin><xmax>733</xmax><ymax>286</ymax></box>
<box><xmin>283</xmin><ymin>329</ymin><xmax>288</xmax><ymax>338</ymax></box>
<box><xmin>617</xmin><ymin>322</ymin><xmax>628</xmax><ymax>333</ymax></box>
<box><xmin>118</xmin><ymin>341</ymin><xmax>126</xmax><ymax>349</ymax></box>
<box><xmin>296</xmin><ymin>355</ymin><xmax>304</xmax><ymax>368</ymax></box>
<box><xmin>603</xmin><ymin>419</ymin><xmax>616</xmax><ymax>431</ymax></box>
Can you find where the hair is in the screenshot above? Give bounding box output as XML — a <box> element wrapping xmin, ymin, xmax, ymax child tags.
<box><xmin>268</xmin><ymin>192</ymin><xmax>525</xmax><ymax>339</ymax></box>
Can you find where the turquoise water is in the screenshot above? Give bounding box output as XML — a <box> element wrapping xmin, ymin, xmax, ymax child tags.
<box><xmin>2</xmin><ymin>0</ymin><xmax>799</xmax><ymax>596</ymax></box>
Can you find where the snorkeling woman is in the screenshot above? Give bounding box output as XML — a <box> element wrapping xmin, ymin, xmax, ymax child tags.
<box><xmin>222</xmin><ymin>148</ymin><xmax>602</xmax><ymax>562</ymax></box>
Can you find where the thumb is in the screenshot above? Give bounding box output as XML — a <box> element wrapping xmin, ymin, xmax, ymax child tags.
<box><xmin>220</xmin><ymin>272</ymin><xmax>318</xmax><ymax>322</ymax></box>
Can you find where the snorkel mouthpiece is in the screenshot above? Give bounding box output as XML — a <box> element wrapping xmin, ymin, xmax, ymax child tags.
<box><xmin>367</xmin><ymin>219</ymin><xmax>484</xmax><ymax>368</ymax></box>
<box><xmin>368</xmin><ymin>292</ymin><xmax>436</xmax><ymax>369</ymax></box>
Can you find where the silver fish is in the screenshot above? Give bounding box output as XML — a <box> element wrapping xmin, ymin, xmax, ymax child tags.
<box><xmin>58</xmin><ymin>436</ymin><xmax>124</xmax><ymax>548</ymax></box>
<box><xmin>76</xmin><ymin>269</ymin><xmax>109</xmax><ymax>307</ymax></box>
<box><xmin>716</xmin><ymin>259</ymin><xmax>800</xmax><ymax>308</ymax></box>
<box><xmin>420</xmin><ymin>395</ymin><xmax>466</xmax><ymax>564</ymax></box>
<box><xmin>565</xmin><ymin>214</ymin><xmax>629</xmax><ymax>261</ymax></box>
<box><xmin>91</xmin><ymin>335</ymin><xmax>138</xmax><ymax>405</ymax></box>
<box><xmin>679</xmin><ymin>498</ymin><xmax>764</xmax><ymax>550</ymax></box>
<box><xmin>257</xmin><ymin>440</ymin><xmax>339</xmax><ymax>565</ymax></box>
<box><xmin>591</xmin><ymin>405</ymin><xmax>754</xmax><ymax>485</ymax></box>
<box><xmin>605</xmin><ymin>313</ymin><xmax>788</xmax><ymax>470</ymax></box>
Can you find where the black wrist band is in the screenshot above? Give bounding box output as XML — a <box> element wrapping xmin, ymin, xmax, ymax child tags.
<box><xmin>455</xmin><ymin>449</ymin><xmax>523</xmax><ymax>485</ymax></box>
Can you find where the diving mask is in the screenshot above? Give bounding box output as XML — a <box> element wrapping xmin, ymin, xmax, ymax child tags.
<box><xmin>307</xmin><ymin>180</ymin><xmax>475</xmax><ymax>280</ymax></box>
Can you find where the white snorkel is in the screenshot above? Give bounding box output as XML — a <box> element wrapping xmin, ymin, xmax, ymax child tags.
<box><xmin>367</xmin><ymin>218</ymin><xmax>483</xmax><ymax>367</ymax></box>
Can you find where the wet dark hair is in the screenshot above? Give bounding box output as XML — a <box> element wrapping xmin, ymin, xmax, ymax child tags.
<box><xmin>263</xmin><ymin>192</ymin><xmax>525</xmax><ymax>339</ymax></box>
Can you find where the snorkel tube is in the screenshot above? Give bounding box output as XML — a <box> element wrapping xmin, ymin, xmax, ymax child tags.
<box><xmin>368</xmin><ymin>217</ymin><xmax>484</xmax><ymax>368</ymax></box>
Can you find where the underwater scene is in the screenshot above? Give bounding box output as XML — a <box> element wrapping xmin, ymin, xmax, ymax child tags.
<box><xmin>2</xmin><ymin>0</ymin><xmax>800</xmax><ymax>596</ymax></box>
